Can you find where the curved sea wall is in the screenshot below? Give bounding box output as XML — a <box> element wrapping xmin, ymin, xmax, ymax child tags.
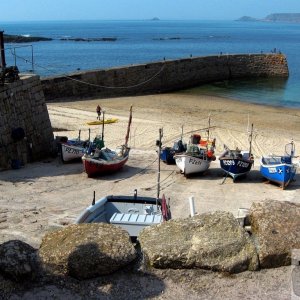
<box><xmin>41</xmin><ymin>53</ymin><xmax>289</xmax><ymax>101</ymax></box>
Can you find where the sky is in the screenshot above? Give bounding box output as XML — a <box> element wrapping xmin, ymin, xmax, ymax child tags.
<box><xmin>1</xmin><ymin>0</ymin><xmax>300</xmax><ymax>22</ymax></box>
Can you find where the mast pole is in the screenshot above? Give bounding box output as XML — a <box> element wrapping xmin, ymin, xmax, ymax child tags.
<box><xmin>101</xmin><ymin>110</ymin><xmax>105</xmax><ymax>141</ymax></box>
<box><xmin>156</xmin><ymin>128</ymin><xmax>163</xmax><ymax>207</ymax></box>
<box><xmin>181</xmin><ymin>125</ymin><xmax>184</xmax><ymax>140</ymax></box>
<box><xmin>206</xmin><ymin>114</ymin><xmax>210</xmax><ymax>150</ymax></box>
<box><xmin>249</xmin><ymin>123</ymin><xmax>254</xmax><ymax>157</ymax></box>
<box><xmin>125</xmin><ymin>105</ymin><xmax>133</xmax><ymax>147</ymax></box>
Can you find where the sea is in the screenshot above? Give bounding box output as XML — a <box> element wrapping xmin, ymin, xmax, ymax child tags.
<box><xmin>1</xmin><ymin>20</ymin><xmax>300</xmax><ymax>108</ymax></box>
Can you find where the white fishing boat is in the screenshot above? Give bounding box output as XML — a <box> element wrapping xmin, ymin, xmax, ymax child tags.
<box><xmin>174</xmin><ymin>145</ymin><xmax>213</xmax><ymax>176</ymax></box>
<box><xmin>174</xmin><ymin>123</ymin><xmax>216</xmax><ymax>176</ymax></box>
<box><xmin>75</xmin><ymin>192</ymin><xmax>171</xmax><ymax>238</ymax></box>
<box><xmin>57</xmin><ymin>130</ymin><xmax>90</xmax><ymax>163</ymax></box>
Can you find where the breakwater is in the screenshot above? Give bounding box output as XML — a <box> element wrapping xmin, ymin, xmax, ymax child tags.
<box><xmin>41</xmin><ymin>53</ymin><xmax>289</xmax><ymax>101</ymax></box>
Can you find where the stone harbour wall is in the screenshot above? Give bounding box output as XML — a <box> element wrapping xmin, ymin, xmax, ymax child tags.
<box><xmin>0</xmin><ymin>75</ymin><xmax>54</xmax><ymax>170</ymax></box>
<box><xmin>41</xmin><ymin>53</ymin><xmax>289</xmax><ymax>101</ymax></box>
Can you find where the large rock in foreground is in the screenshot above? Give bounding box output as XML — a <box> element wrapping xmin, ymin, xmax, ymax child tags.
<box><xmin>250</xmin><ymin>200</ymin><xmax>300</xmax><ymax>268</ymax></box>
<box><xmin>38</xmin><ymin>224</ymin><xmax>136</xmax><ymax>280</ymax></box>
<box><xmin>139</xmin><ymin>211</ymin><xmax>258</xmax><ymax>273</ymax></box>
<box><xmin>0</xmin><ymin>240</ymin><xmax>38</xmax><ymax>281</ymax></box>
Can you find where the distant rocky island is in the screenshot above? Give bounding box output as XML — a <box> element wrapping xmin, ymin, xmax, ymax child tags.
<box><xmin>60</xmin><ymin>37</ymin><xmax>117</xmax><ymax>42</ymax></box>
<box><xmin>4</xmin><ymin>34</ymin><xmax>52</xmax><ymax>43</ymax></box>
<box><xmin>3</xmin><ymin>34</ymin><xmax>117</xmax><ymax>43</ymax></box>
<box><xmin>237</xmin><ymin>13</ymin><xmax>300</xmax><ymax>23</ymax></box>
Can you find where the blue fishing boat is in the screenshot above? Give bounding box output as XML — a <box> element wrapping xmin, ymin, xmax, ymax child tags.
<box><xmin>260</xmin><ymin>141</ymin><xmax>297</xmax><ymax>189</ymax></box>
<box><xmin>219</xmin><ymin>124</ymin><xmax>254</xmax><ymax>182</ymax></box>
<box><xmin>219</xmin><ymin>148</ymin><xmax>254</xmax><ymax>181</ymax></box>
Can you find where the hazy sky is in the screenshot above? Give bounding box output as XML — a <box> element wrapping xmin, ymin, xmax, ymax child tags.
<box><xmin>1</xmin><ymin>0</ymin><xmax>300</xmax><ymax>22</ymax></box>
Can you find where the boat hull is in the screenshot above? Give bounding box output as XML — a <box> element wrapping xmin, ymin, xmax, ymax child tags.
<box><xmin>220</xmin><ymin>158</ymin><xmax>253</xmax><ymax>180</ymax></box>
<box><xmin>82</xmin><ymin>154</ymin><xmax>129</xmax><ymax>177</ymax></box>
<box><xmin>60</xmin><ymin>143</ymin><xmax>87</xmax><ymax>162</ymax></box>
<box><xmin>76</xmin><ymin>195</ymin><xmax>171</xmax><ymax>237</ymax></box>
<box><xmin>260</xmin><ymin>161</ymin><xmax>297</xmax><ymax>188</ymax></box>
<box><xmin>174</xmin><ymin>153</ymin><xmax>211</xmax><ymax>175</ymax></box>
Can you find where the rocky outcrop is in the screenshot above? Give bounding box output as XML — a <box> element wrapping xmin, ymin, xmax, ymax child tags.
<box><xmin>0</xmin><ymin>240</ymin><xmax>38</xmax><ymax>281</ymax></box>
<box><xmin>250</xmin><ymin>200</ymin><xmax>300</xmax><ymax>268</ymax></box>
<box><xmin>236</xmin><ymin>16</ymin><xmax>258</xmax><ymax>22</ymax></box>
<box><xmin>4</xmin><ymin>34</ymin><xmax>52</xmax><ymax>43</ymax></box>
<box><xmin>138</xmin><ymin>211</ymin><xmax>258</xmax><ymax>273</ymax></box>
<box><xmin>38</xmin><ymin>224</ymin><xmax>136</xmax><ymax>280</ymax></box>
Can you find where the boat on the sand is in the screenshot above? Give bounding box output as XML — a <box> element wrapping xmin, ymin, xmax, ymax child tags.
<box><xmin>219</xmin><ymin>124</ymin><xmax>254</xmax><ymax>181</ymax></box>
<box><xmin>86</xmin><ymin>118</ymin><xmax>118</xmax><ymax>125</ymax></box>
<box><xmin>174</xmin><ymin>133</ymin><xmax>216</xmax><ymax>176</ymax></box>
<box><xmin>56</xmin><ymin>130</ymin><xmax>90</xmax><ymax>163</ymax></box>
<box><xmin>75</xmin><ymin>191</ymin><xmax>171</xmax><ymax>238</ymax></box>
<box><xmin>260</xmin><ymin>140</ymin><xmax>298</xmax><ymax>189</ymax></box>
<box><xmin>82</xmin><ymin>106</ymin><xmax>132</xmax><ymax>177</ymax></box>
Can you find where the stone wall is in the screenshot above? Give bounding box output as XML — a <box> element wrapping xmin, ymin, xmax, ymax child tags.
<box><xmin>0</xmin><ymin>75</ymin><xmax>54</xmax><ymax>170</ymax></box>
<box><xmin>42</xmin><ymin>53</ymin><xmax>289</xmax><ymax>101</ymax></box>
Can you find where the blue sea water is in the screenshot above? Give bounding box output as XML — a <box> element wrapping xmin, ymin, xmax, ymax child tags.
<box><xmin>1</xmin><ymin>20</ymin><xmax>300</xmax><ymax>108</ymax></box>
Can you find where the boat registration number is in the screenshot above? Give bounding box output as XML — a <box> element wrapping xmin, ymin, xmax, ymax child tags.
<box><xmin>65</xmin><ymin>147</ymin><xmax>82</xmax><ymax>155</ymax></box>
<box><xmin>223</xmin><ymin>160</ymin><xmax>235</xmax><ymax>166</ymax></box>
<box><xmin>237</xmin><ymin>161</ymin><xmax>249</xmax><ymax>168</ymax></box>
<box><xmin>268</xmin><ymin>167</ymin><xmax>277</xmax><ymax>173</ymax></box>
<box><xmin>223</xmin><ymin>160</ymin><xmax>249</xmax><ymax>168</ymax></box>
<box><xmin>189</xmin><ymin>158</ymin><xmax>202</xmax><ymax>165</ymax></box>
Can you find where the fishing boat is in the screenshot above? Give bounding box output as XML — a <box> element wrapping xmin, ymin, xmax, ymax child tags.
<box><xmin>82</xmin><ymin>106</ymin><xmax>132</xmax><ymax>177</ymax></box>
<box><xmin>219</xmin><ymin>124</ymin><xmax>254</xmax><ymax>181</ymax></box>
<box><xmin>76</xmin><ymin>128</ymin><xmax>171</xmax><ymax>238</ymax></box>
<box><xmin>174</xmin><ymin>117</ymin><xmax>216</xmax><ymax>176</ymax></box>
<box><xmin>260</xmin><ymin>140</ymin><xmax>298</xmax><ymax>189</ymax></box>
<box><xmin>75</xmin><ymin>191</ymin><xmax>171</xmax><ymax>238</ymax></box>
<box><xmin>174</xmin><ymin>133</ymin><xmax>216</xmax><ymax>176</ymax></box>
<box><xmin>57</xmin><ymin>130</ymin><xmax>90</xmax><ymax>163</ymax></box>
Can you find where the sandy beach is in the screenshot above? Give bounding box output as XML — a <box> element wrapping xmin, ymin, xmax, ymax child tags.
<box><xmin>0</xmin><ymin>91</ymin><xmax>300</xmax><ymax>299</ymax></box>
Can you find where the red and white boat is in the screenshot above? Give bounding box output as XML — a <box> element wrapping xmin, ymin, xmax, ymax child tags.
<box><xmin>82</xmin><ymin>106</ymin><xmax>133</xmax><ymax>178</ymax></box>
<box><xmin>82</xmin><ymin>145</ymin><xmax>130</xmax><ymax>177</ymax></box>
